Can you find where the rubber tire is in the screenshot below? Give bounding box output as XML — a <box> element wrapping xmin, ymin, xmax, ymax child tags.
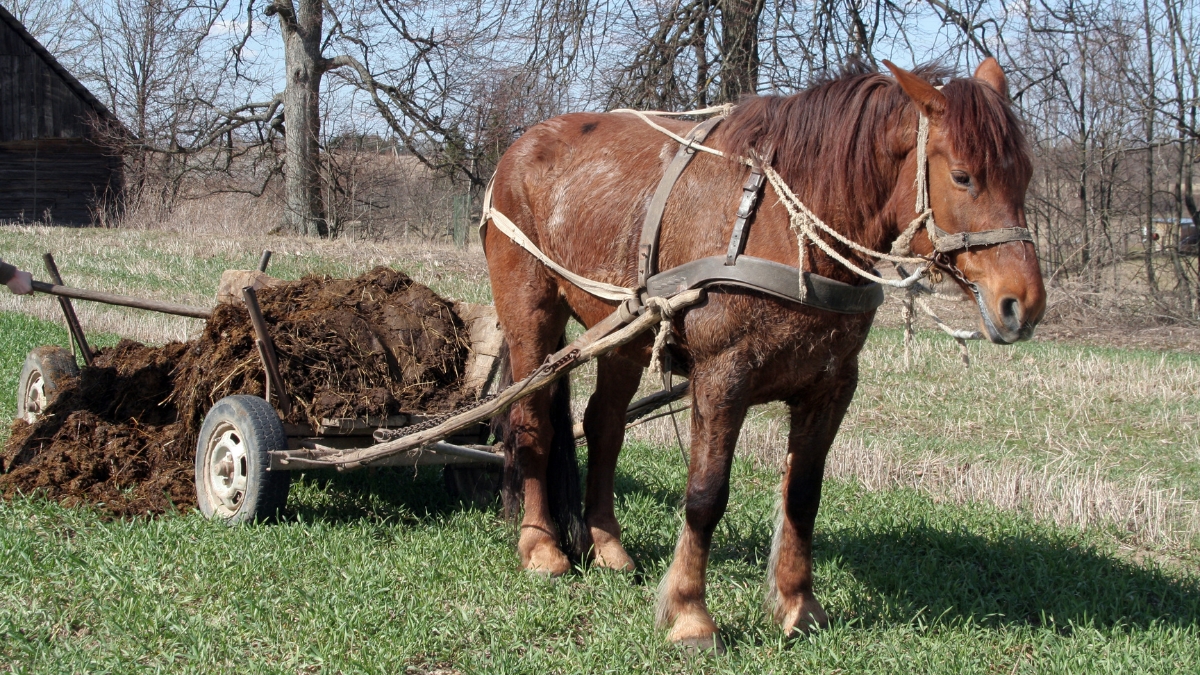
<box><xmin>16</xmin><ymin>346</ymin><xmax>80</xmax><ymax>423</ymax></box>
<box><xmin>443</xmin><ymin>465</ymin><xmax>501</xmax><ymax>508</ymax></box>
<box><xmin>195</xmin><ymin>395</ymin><xmax>291</xmax><ymax>524</ymax></box>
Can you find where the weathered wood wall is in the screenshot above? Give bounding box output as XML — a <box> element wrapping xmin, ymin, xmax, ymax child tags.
<box><xmin>0</xmin><ymin>7</ymin><xmax>123</xmax><ymax>225</ymax></box>
<box><xmin>0</xmin><ymin>140</ymin><xmax>123</xmax><ymax>224</ymax></box>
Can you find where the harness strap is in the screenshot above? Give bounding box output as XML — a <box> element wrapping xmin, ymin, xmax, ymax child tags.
<box><xmin>638</xmin><ymin>116</ymin><xmax>724</xmax><ymax>290</ymax></box>
<box><xmin>725</xmin><ymin>163</ymin><xmax>767</xmax><ymax>266</ymax></box>
<box><xmin>648</xmin><ymin>255</ymin><xmax>885</xmax><ymax>315</ymax></box>
<box><xmin>928</xmin><ymin>221</ymin><xmax>1034</xmax><ymax>253</ymax></box>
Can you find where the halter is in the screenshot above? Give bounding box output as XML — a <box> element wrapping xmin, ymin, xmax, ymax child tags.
<box><xmin>909</xmin><ymin>113</ymin><xmax>1034</xmax><ymax>279</ymax></box>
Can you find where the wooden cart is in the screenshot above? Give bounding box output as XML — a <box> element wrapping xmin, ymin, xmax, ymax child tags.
<box><xmin>17</xmin><ymin>252</ymin><xmax>692</xmax><ymax>523</ymax></box>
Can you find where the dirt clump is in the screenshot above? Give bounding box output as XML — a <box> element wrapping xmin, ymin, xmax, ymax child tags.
<box><xmin>1</xmin><ymin>267</ymin><xmax>472</xmax><ymax>517</ymax></box>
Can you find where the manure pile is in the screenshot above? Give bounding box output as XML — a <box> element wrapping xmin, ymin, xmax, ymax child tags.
<box><xmin>1</xmin><ymin>267</ymin><xmax>472</xmax><ymax>517</ymax></box>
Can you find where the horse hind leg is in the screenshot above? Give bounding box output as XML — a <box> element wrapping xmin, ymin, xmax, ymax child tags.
<box><xmin>499</xmin><ymin>307</ymin><xmax>573</xmax><ymax>576</ymax></box>
<box><xmin>582</xmin><ymin>352</ymin><xmax>643</xmax><ymax>571</ymax></box>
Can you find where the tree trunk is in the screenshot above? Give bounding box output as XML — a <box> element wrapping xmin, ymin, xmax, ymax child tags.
<box><xmin>1142</xmin><ymin>0</ymin><xmax>1157</xmax><ymax>291</ymax></box>
<box><xmin>717</xmin><ymin>0</ymin><xmax>765</xmax><ymax>103</ymax></box>
<box><xmin>271</xmin><ymin>0</ymin><xmax>328</xmax><ymax>237</ymax></box>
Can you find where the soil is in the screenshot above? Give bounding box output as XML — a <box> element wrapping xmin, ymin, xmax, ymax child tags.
<box><xmin>1</xmin><ymin>267</ymin><xmax>472</xmax><ymax>517</ymax></box>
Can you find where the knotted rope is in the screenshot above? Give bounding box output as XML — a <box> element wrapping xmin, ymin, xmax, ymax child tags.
<box><xmin>644</xmin><ymin>295</ymin><xmax>677</xmax><ymax>379</ymax></box>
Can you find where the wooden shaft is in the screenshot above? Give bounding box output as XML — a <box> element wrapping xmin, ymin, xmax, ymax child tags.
<box><xmin>30</xmin><ymin>280</ymin><xmax>212</xmax><ymax>319</ymax></box>
<box><xmin>573</xmin><ymin>380</ymin><xmax>690</xmax><ymax>440</ymax></box>
<box><xmin>42</xmin><ymin>254</ymin><xmax>93</xmax><ymax>367</ymax></box>
<box><xmin>254</xmin><ymin>339</ymin><xmax>275</xmax><ymax>405</ymax></box>
<box><xmin>322</xmin><ymin>289</ymin><xmax>704</xmax><ymax>470</ymax></box>
<box><xmin>242</xmin><ymin>287</ymin><xmax>292</xmax><ymax>417</ymax></box>
<box><xmin>258</xmin><ymin>250</ymin><xmax>273</xmax><ymax>272</ymax></box>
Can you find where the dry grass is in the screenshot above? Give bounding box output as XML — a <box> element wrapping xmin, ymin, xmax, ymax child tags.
<box><xmin>3</xmin><ymin>222</ymin><xmax>1197</xmax><ymax>551</ymax></box>
<box><xmin>0</xmin><ymin>224</ymin><xmax>490</xmax><ymax>344</ymax></box>
<box><xmin>618</xmin><ymin>409</ymin><xmax>1200</xmax><ymax>550</ymax></box>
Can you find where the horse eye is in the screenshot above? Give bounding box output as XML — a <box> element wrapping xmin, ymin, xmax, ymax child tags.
<box><xmin>951</xmin><ymin>171</ymin><xmax>972</xmax><ymax>188</ymax></box>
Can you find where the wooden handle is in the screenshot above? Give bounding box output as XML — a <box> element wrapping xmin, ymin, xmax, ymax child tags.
<box><xmin>31</xmin><ymin>280</ymin><xmax>213</xmax><ymax>319</ymax></box>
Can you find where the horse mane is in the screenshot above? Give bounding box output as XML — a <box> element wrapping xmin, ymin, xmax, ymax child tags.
<box><xmin>722</xmin><ymin>61</ymin><xmax>1030</xmax><ymax>248</ymax></box>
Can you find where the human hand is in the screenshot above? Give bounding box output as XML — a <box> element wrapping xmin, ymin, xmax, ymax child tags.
<box><xmin>5</xmin><ymin>270</ymin><xmax>33</xmax><ymax>295</ymax></box>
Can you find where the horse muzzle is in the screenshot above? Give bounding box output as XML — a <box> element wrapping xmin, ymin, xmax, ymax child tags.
<box><xmin>970</xmin><ymin>282</ymin><xmax>1044</xmax><ymax>345</ymax></box>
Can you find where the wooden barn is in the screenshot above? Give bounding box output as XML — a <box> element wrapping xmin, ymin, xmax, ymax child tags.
<box><xmin>0</xmin><ymin>5</ymin><xmax>123</xmax><ymax>225</ymax></box>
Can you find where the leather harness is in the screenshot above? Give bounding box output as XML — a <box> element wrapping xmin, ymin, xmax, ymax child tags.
<box><xmin>636</xmin><ymin>116</ymin><xmax>885</xmax><ymax>315</ymax></box>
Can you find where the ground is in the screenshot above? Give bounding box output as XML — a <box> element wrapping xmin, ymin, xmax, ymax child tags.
<box><xmin>0</xmin><ymin>226</ymin><xmax>1198</xmax><ymax>673</ymax></box>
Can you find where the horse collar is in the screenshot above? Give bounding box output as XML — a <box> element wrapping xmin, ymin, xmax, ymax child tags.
<box><xmin>637</xmin><ymin>118</ymin><xmax>885</xmax><ymax>315</ymax></box>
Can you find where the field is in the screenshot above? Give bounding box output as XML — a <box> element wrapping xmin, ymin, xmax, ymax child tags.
<box><xmin>2</xmin><ymin>225</ymin><xmax>1199</xmax><ymax>673</ymax></box>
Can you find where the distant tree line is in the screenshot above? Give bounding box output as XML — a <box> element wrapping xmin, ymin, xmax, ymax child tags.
<box><xmin>6</xmin><ymin>0</ymin><xmax>1198</xmax><ymax>317</ymax></box>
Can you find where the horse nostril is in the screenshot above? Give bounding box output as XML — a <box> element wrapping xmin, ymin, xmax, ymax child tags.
<box><xmin>998</xmin><ymin>296</ymin><xmax>1021</xmax><ymax>331</ymax></box>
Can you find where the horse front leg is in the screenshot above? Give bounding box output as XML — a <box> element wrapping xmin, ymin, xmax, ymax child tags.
<box><xmin>582</xmin><ymin>353</ymin><xmax>643</xmax><ymax>571</ymax></box>
<box><xmin>656</xmin><ymin>368</ymin><xmax>748</xmax><ymax>652</ymax></box>
<box><xmin>768</xmin><ymin>373</ymin><xmax>858</xmax><ymax>635</ymax></box>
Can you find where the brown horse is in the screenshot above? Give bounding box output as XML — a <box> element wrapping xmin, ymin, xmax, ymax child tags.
<box><xmin>482</xmin><ymin>59</ymin><xmax>1045</xmax><ymax>650</ymax></box>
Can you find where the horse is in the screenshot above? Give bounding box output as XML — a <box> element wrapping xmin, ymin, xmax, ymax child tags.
<box><xmin>481</xmin><ymin>58</ymin><xmax>1045</xmax><ymax>650</ymax></box>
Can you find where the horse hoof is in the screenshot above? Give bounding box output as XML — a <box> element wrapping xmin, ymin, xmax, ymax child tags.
<box><xmin>782</xmin><ymin>601</ymin><xmax>829</xmax><ymax>636</ymax></box>
<box><xmin>592</xmin><ymin>547</ymin><xmax>636</xmax><ymax>572</ymax></box>
<box><xmin>589</xmin><ymin>528</ymin><xmax>636</xmax><ymax>572</ymax></box>
<box><xmin>674</xmin><ymin>633</ymin><xmax>726</xmax><ymax>655</ymax></box>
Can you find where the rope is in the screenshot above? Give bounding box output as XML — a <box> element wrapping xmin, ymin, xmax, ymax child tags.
<box><xmin>481</xmin><ymin>181</ymin><xmax>634</xmax><ymax>302</ymax></box>
<box><xmin>610</xmin><ymin>107</ymin><xmax>749</xmax><ymax>165</ymax></box>
<box><xmin>645</xmin><ymin>296</ymin><xmax>676</xmax><ymax>379</ymax></box>
<box><xmin>762</xmin><ymin>165</ymin><xmax>928</xmax><ymax>289</ymax></box>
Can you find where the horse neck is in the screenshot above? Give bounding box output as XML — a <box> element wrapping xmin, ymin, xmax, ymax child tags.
<box><xmin>723</xmin><ymin>85</ymin><xmax>918</xmax><ymax>272</ymax></box>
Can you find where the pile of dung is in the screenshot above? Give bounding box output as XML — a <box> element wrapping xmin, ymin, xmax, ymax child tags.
<box><xmin>1</xmin><ymin>267</ymin><xmax>473</xmax><ymax>517</ymax></box>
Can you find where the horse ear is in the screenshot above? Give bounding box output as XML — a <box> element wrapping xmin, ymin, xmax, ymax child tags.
<box><xmin>973</xmin><ymin>57</ymin><xmax>1009</xmax><ymax>100</ymax></box>
<box><xmin>883</xmin><ymin>60</ymin><xmax>946</xmax><ymax>119</ymax></box>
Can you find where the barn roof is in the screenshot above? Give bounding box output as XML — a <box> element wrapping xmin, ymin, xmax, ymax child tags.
<box><xmin>0</xmin><ymin>3</ymin><xmax>119</xmax><ymax>125</ymax></box>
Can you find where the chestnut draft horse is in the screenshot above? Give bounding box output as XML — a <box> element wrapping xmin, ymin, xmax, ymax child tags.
<box><xmin>482</xmin><ymin>59</ymin><xmax>1045</xmax><ymax>650</ymax></box>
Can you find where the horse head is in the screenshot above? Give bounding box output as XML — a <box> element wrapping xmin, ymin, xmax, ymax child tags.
<box><xmin>885</xmin><ymin>59</ymin><xmax>1046</xmax><ymax>344</ymax></box>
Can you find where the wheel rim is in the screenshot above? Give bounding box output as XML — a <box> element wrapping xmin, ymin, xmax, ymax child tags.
<box><xmin>22</xmin><ymin>370</ymin><xmax>46</xmax><ymax>424</ymax></box>
<box><xmin>204</xmin><ymin>422</ymin><xmax>249</xmax><ymax>516</ymax></box>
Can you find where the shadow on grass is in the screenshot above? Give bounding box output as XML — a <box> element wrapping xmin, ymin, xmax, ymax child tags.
<box><xmin>614</xmin><ymin>468</ymin><xmax>1200</xmax><ymax>642</ymax></box>
<box><xmin>285</xmin><ymin>465</ymin><xmax>493</xmax><ymax>525</ymax></box>
<box><xmin>827</xmin><ymin>521</ymin><xmax>1200</xmax><ymax>631</ymax></box>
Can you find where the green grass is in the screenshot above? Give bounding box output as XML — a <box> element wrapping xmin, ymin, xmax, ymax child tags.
<box><xmin>1</xmin><ymin>443</ymin><xmax>1198</xmax><ymax>673</ymax></box>
<box><xmin>2</xmin><ymin>228</ymin><xmax>1199</xmax><ymax>670</ymax></box>
<box><xmin>2</xmin><ymin>310</ymin><xmax>1199</xmax><ymax>671</ymax></box>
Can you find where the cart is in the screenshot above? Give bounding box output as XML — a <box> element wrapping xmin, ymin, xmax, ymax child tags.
<box><xmin>16</xmin><ymin>252</ymin><xmax>694</xmax><ymax>523</ymax></box>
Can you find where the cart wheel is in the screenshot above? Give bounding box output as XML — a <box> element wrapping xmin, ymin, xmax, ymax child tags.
<box><xmin>17</xmin><ymin>346</ymin><xmax>80</xmax><ymax>424</ymax></box>
<box><xmin>443</xmin><ymin>465</ymin><xmax>501</xmax><ymax>508</ymax></box>
<box><xmin>195</xmin><ymin>395</ymin><xmax>291</xmax><ymax>524</ymax></box>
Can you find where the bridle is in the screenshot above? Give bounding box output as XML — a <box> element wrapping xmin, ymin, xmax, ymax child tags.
<box><xmin>908</xmin><ymin>112</ymin><xmax>1035</xmax><ymax>286</ymax></box>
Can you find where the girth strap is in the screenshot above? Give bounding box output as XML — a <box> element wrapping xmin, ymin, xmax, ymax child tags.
<box><xmin>638</xmin><ymin>116</ymin><xmax>724</xmax><ymax>289</ymax></box>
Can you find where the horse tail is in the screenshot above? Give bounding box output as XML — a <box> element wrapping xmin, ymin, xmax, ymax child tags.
<box><xmin>492</xmin><ymin>337</ymin><xmax>590</xmax><ymax>562</ymax></box>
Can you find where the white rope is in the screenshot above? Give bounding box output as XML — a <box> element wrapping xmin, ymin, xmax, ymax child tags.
<box><xmin>482</xmin><ymin>182</ymin><xmax>634</xmax><ymax>302</ymax></box>
<box><xmin>644</xmin><ymin>296</ymin><xmax>676</xmax><ymax>379</ymax></box>
<box><xmin>762</xmin><ymin>165</ymin><xmax>928</xmax><ymax>289</ymax></box>
<box><xmin>610</xmin><ymin>108</ymin><xmax>750</xmax><ymax>164</ymax></box>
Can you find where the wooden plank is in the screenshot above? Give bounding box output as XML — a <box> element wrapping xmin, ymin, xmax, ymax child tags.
<box><xmin>30</xmin><ymin>280</ymin><xmax>213</xmax><ymax>319</ymax></box>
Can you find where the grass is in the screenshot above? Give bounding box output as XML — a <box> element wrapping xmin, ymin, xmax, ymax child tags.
<box><xmin>2</xmin><ymin>227</ymin><xmax>1200</xmax><ymax>670</ymax></box>
<box><xmin>1</xmin><ymin>443</ymin><xmax>1198</xmax><ymax>673</ymax></box>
